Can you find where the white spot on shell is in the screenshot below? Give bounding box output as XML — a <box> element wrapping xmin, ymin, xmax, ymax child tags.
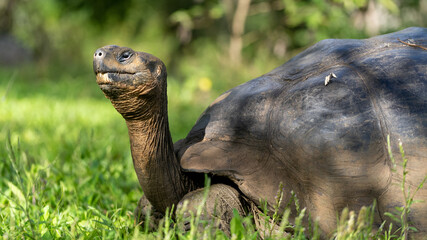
<box><xmin>324</xmin><ymin>72</ymin><xmax>337</xmax><ymax>86</ymax></box>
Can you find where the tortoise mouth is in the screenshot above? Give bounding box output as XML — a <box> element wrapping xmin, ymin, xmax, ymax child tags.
<box><xmin>95</xmin><ymin>72</ymin><xmax>141</xmax><ymax>91</ymax></box>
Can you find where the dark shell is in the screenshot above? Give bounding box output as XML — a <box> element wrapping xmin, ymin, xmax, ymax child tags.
<box><xmin>175</xmin><ymin>27</ymin><xmax>427</xmax><ymax>235</ymax></box>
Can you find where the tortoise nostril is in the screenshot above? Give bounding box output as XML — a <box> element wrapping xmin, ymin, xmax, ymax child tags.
<box><xmin>93</xmin><ymin>48</ymin><xmax>106</xmax><ymax>73</ymax></box>
<box><xmin>94</xmin><ymin>49</ymin><xmax>105</xmax><ymax>59</ymax></box>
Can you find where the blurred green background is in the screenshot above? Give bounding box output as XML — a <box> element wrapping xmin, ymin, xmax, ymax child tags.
<box><xmin>0</xmin><ymin>0</ymin><xmax>426</xmax><ymax>238</ymax></box>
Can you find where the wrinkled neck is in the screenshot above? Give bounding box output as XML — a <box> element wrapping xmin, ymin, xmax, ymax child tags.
<box><xmin>110</xmin><ymin>88</ymin><xmax>159</xmax><ymax>121</ymax></box>
<box><xmin>126</xmin><ymin>110</ymin><xmax>173</xmax><ymax>172</ymax></box>
<box><xmin>124</xmin><ymin>104</ymin><xmax>190</xmax><ymax>213</ymax></box>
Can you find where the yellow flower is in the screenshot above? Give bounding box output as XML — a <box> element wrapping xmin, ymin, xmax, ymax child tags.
<box><xmin>198</xmin><ymin>77</ymin><xmax>212</xmax><ymax>92</ymax></box>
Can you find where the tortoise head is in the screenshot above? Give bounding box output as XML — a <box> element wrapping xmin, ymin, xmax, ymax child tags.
<box><xmin>93</xmin><ymin>45</ymin><xmax>167</xmax><ymax>120</ymax></box>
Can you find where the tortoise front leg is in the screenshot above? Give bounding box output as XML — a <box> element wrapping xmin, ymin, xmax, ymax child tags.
<box><xmin>134</xmin><ymin>194</ymin><xmax>164</xmax><ymax>231</ymax></box>
<box><xmin>176</xmin><ymin>184</ymin><xmax>246</xmax><ymax>235</ymax></box>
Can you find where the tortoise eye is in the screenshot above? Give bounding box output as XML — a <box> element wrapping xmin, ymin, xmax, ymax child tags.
<box><xmin>119</xmin><ymin>51</ymin><xmax>133</xmax><ymax>62</ymax></box>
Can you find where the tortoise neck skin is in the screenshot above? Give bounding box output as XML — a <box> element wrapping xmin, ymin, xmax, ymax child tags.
<box><xmin>125</xmin><ymin>107</ymin><xmax>188</xmax><ymax>212</ymax></box>
<box><xmin>93</xmin><ymin>45</ymin><xmax>192</xmax><ymax>212</ymax></box>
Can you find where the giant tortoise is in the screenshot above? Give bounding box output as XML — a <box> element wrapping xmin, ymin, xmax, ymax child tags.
<box><xmin>93</xmin><ymin>27</ymin><xmax>427</xmax><ymax>238</ymax></box>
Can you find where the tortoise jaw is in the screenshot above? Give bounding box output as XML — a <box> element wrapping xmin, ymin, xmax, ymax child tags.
<box><xmin>96</xmin><ymin>72</ymin><xmax>113</xmax><ymax>85</ymax></box>
<box><xmin>96</xmin><ymin>73</ymin><xmax>115</xmax><ymax>93</ymax></box>
<box><xmin>95</xmin><ymin>72</ymin><xmax>142</xmax><ymax>90</ymax></box>
<box><xmin>96</xmin><ymin>72</ymin><xmax>133</xmax><ymax>96</ymax></box>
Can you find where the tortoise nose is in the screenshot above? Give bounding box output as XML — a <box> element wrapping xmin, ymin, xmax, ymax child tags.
<box><xmin>94</xmin><ymin>48</ymin><xmax>105</xmax><ymax>60</ymax></box>
<box><xmin>93</xmin><ymin>48</ymin><xmax>106</xmax><ymax>73</ymax></box>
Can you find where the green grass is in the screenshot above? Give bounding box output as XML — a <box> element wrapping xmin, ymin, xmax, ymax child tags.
<box><xmin>1</xmin><ymin>67</ymin><xmax>425</xmax><ymax>239</ymax></box>
<box><xmin>0</xmin><ymin>66</ymin><xmax>220</xmax><ymax>239</ymax></box>
<box><xmin>1</xmin><ymin>74</ymin><xmax>137</xmax><ymax>239</ymax></box>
